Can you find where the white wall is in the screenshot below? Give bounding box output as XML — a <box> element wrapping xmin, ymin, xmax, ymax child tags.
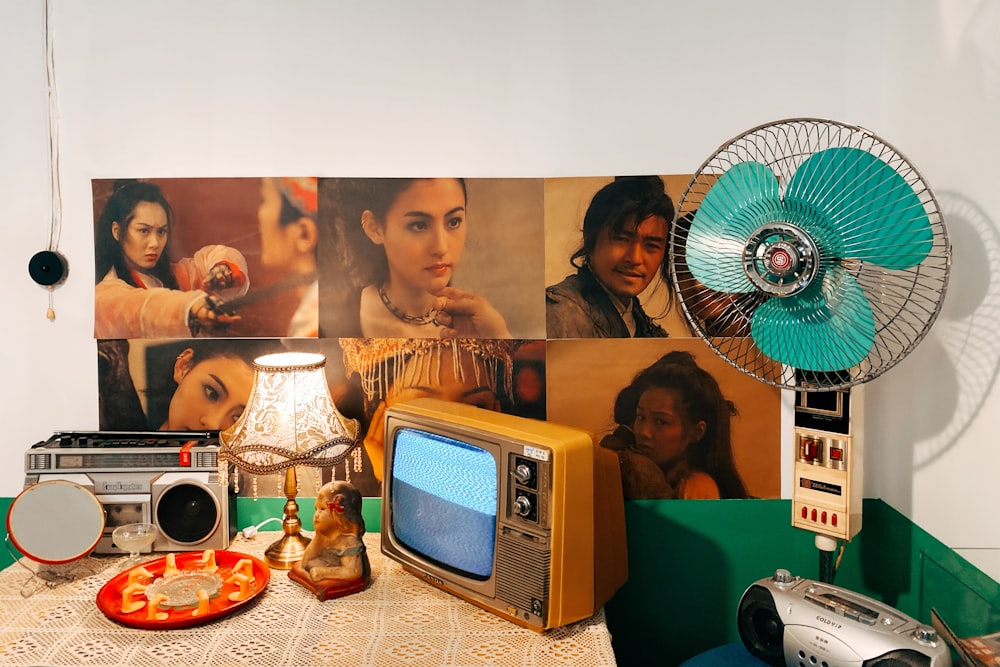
<box><xmin>3</xmin><ymin>0</ymin><xmax>999</xmax><ymax>577</ymax></box>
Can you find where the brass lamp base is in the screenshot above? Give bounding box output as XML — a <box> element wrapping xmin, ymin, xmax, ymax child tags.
<box><xmin>265</xmin><ymin>531</ymin><xmax>312</xmax><ymax>570</ymax></box>
<box><xmin>265</xmin><ymin>466</ymin><xmax>312</xmax><ymax>570</ymax></box>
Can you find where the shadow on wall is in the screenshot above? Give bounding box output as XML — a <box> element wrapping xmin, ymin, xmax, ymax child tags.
<box><xmin>863</xmin><ymin>191</ymin><xmax>1000</xmax><ymax>516</ymax></box>
<box><xmin>912</xmin><ymin>192</ymin><xmax>1000</xmax><ymax>468</ymax></box>
<box><xmin>604</xmin><ymin>500</ymin><xmax>819</xmax><ymax>667</ymax></box>
<box><xmin>605</xmin><ymin>501</ymin><xmax>728</xmax><ymax>666</ymax></box>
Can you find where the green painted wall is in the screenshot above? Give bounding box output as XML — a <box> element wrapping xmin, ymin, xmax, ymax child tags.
<box><xmin>3</xmin><ymin>496</ymin><xmax>997</xmax><ymax>666</ymax></box>
<box><xmin>0</xmin><ymin>497</ymin><xmax>11</xmax><ymax>569</ymax></box>
<box><xmin>235</xmin><ymin>495</ymin><xmax>382</xmax><ymax>535</ymax></box>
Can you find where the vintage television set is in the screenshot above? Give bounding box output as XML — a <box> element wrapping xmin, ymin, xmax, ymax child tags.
<box><xmin>380</xmin><ymin>397</ymin><xmax>628</xmax><ymax>631</ymax></box>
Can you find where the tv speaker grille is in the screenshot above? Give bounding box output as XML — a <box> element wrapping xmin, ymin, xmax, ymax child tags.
<box><xmin>496</xmin><ymin>531</ymin><xmax>550</xmax><ymax>613</ymax></box>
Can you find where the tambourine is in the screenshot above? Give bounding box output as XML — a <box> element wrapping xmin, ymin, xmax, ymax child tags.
<box><xmin>6</xmin><ymin>480</ymin><xmax>105</xmax><ymax>564</ymax></box>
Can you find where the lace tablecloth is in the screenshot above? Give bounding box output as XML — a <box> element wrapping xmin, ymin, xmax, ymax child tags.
<box><xmin>0</xmin><ymin>532</ymin><xmax>617</xmax><ymax>666</ymax></box>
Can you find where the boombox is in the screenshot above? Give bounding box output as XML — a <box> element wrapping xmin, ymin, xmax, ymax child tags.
<box><xmin>738</xmin><ymin>569</ymin><xmax>952</xmax><ymax>667</ymax></box>
<box><xmin>24</xmin><ymin>431</ymin><xmax>236</xmax><ymax>554</ymax></box>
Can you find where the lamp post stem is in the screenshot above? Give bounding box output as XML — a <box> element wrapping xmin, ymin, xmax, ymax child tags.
<box><xmin>264</xmin><ymin>466</ymin><xmax>312</xmax><ymax>569</ymax></box>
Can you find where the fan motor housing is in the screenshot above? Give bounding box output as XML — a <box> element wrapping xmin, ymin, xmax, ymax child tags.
<box><xmin>742</xmin><ymin>223</ymin><xmax>819</xmax><ymax>297</ymax></box>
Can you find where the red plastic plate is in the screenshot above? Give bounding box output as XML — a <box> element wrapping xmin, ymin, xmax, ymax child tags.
<box><xmin>96</xmin><ymin>550</ymin><xmax>270</xmax><ymax>629</ymax></box>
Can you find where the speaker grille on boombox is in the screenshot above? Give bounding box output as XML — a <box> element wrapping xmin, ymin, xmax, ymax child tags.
<box><xmin>151</xmin><ymin>473</ymin><xmax>235</xmax><ymax>551</ymax></box>
<box><xmin>737</xmin><ymin>585</ymin><xmax>785</xmax><ymax>667</ymax></box>
<box><xmin>155</xmin><ymin>483</ymin><xmax>218</xmax><ymax>544</ymax></box>
<box><xmin>865</xmin><ymin>650</ymin><xmax>934</xmax><ymax>667</ymax></box>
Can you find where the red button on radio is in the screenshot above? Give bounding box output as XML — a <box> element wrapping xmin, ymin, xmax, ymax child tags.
<box><xmin>179</xmin><ymin>440</ymin><xmax>196</xmax><ymax>467</ymax></box>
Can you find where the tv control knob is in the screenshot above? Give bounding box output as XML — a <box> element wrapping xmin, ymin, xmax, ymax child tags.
<box><xmin>513</xmin><ymin>464</ymin><xmax>533</xmax><ymax>485</ymax></box>
<box><xmin>772</xmin><ymin>569</ymin><xmax>794</xmax><ymax>584</ymax></box>
<box><xmin>513</xmin><ymin>495</ymin><xmax>532</xmax><ymax>517</ymax></box>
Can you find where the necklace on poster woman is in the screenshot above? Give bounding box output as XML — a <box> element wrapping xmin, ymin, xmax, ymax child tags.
<box><xmin>377</xmin><ymin>284</ymin><xmax>441</xmax><ymax>326</ymax></box>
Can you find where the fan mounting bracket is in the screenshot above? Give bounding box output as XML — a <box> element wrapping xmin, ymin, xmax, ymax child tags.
<box><xmin>742</xmin><ymin>223</ymin><xmax>819</xmax><ymax>297</ymax></box>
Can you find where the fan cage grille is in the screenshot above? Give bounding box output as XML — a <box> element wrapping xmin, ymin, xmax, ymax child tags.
<box><xmin>670</xmin><ymin>118</ymin><xmax>951</xmax><ymax>391</ymax></box>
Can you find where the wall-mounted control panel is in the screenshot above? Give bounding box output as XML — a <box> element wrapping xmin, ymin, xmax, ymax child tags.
<box><xmin>792</xmin><ymin>385</ymin><xmax>863</xmax><ymax>541</ymax></box>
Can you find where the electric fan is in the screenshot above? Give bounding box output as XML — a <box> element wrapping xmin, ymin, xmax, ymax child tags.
<box><xmin>670</xmin><ymin>118</ymin><xmax>951</xmax><ymax>391</ymax></box>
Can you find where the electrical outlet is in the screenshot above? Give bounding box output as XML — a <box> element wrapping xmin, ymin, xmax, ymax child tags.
<box><xmin>791</xmin><ymin>386</ymin><xmax>863</xmax><ymax>541</ymax></box>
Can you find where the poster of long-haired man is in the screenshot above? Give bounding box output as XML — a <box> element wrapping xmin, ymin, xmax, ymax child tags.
<box><xmin>543</xmin><ymin>175</ymin><xmax>694</xmax><ymax>339</ymax></box>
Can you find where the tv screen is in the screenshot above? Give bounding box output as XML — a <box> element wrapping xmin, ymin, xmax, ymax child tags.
<box><xmin>389</xmin><ymin>427</ymin><xmax>498</xmax><ymax>579</ymax></box>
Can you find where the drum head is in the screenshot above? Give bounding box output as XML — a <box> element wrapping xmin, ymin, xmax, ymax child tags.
<box><xmin>6</xmin><ymin>480</ymin><xmax>105</xmax><ymax>564</ymax></box>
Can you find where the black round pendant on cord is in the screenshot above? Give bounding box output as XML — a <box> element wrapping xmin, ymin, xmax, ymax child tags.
<box><xmin>28</xmin><ymin>249</ymin><xmax>68</xmax><ymax>287</ymax></box>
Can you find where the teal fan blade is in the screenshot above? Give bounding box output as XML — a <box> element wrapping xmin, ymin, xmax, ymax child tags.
<box><xmin>750</xmin><ymin>266</ymin><xmax>876</xmax><ymax>371</ymax></box>
<box><xmin>686</xmin><ymin>161</ymin><xmax>783</xmax><ymax>293</ymax></box>
<box><xmin>785</xmin><ymin>147</ymin><xmax>933</xmax><ymax>269</ymax></box>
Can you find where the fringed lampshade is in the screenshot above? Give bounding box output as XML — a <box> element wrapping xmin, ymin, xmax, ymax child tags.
<box><xmin>219</xmin><ymin>352</ymin><xmax>359</xmax><ymax>569</ymax></box>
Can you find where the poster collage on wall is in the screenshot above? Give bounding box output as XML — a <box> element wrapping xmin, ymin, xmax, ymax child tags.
<box><xmin>93</xmin><ymin>176</ymin><xmax>781</xmax><ymax>500</ymax></box>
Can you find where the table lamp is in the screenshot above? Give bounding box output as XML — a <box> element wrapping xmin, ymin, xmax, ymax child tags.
<box><xmin>218</xmin><ymin>351</ymin><xmax>359</xmax><ymax>569</ymax></box>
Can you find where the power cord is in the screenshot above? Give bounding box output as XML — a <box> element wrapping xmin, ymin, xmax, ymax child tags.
<box><xmin>240</xmin><ymin>518</ymin><xmax>283</xmax><ymax>539</ymax></box>
<box><xmin>815</xmin><ymin>534</ymin><xmax>844</xmax><ymax>584</ymax></box>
